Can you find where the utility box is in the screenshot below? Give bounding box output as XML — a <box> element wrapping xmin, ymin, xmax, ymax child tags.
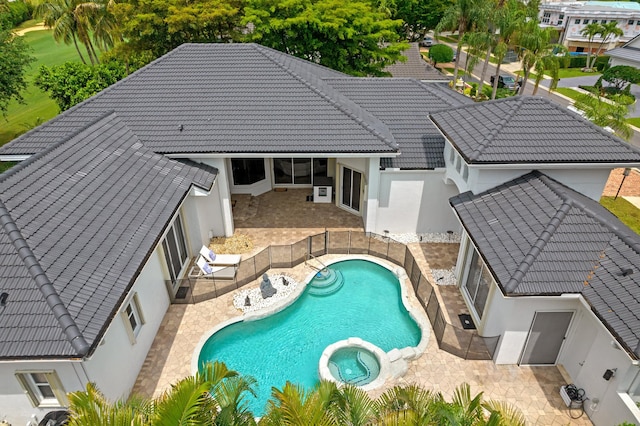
<box><xmin>313</xmin><ymin>176</ymin><xmax>333</xmax><ymax>203</ymax></box>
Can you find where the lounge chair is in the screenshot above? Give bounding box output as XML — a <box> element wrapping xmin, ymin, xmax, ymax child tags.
<box><xmin>199</xmin><ymin>245</ymin><xmax>242</xmax><ymax>267</ymax></box>
<box><xmin>192</xmin><ymin>256</ymin><xmax>238</xmax><ymax>279</ymax></box>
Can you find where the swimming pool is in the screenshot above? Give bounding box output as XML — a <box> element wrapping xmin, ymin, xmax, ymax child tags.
<box><xmin>195</xmin><ymin>257</ymin><xmax>425</xmax><ymax>415</ymax></box>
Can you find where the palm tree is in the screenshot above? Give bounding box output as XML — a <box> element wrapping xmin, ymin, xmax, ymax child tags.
<box><xmin>329</xmin><ymin>384</ymin><xmax>378</xmax><ymax>425</ymax></box>
<box><xmin>66</xmin><ymin>382</ymin><xmax>151</xmax><ymax>426</ymax></box>
<box><xmin>375</xmin><ymin>383</ymin><xmax>439</xmax><ymax>424</ymax></box>
<box><xmin>435</xmin><ymin>0</ymin><xmax>482</xmax><ymax>84</ymax></box>
<box><xmin>591</xmin><ymin>21</ymin><xmax>623</xmax><ymax>69</ymax></box>
<box><xmin>490</xmin><ymin>0</ymin><xmax>525</xmax><ymax>99</ymax></box>
<box><xmin>580</xmin><ymin>22</ymin><xmax>601</xmax><ymax>70</ymax></box>
<box><xmin>515</xmin><ymin>19</ymin><xmax>565</xmax><ymax>95</ymax></box>
<box><xmin>259</xmin><ymin>381</ymin><xmax>337</xmax><ymax>425</ymax></box>
<box><xmin>66</xmin><ymin>362</ymin><xmax>257</xmax><ymax>426</ymax></box>
<box><xmin>574</xmin><ymin>93</ymin><xmax>633</xmax><ymax>140</ymax></box>
<box><xmin>35</xmin><ymin>0</ymin><xmax>117</xmax><ymax>65</ymax></box>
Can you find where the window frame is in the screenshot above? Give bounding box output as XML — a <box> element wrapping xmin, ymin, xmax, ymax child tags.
<box><xmin>575</xmin><ymin>18</ymin><xmax>581</xmax><ymax>24</ymax></box>
<box><xmin>461</xmin><ymin>244</ymin><xmax>492</xmax><ymax>320</ymax></box>
<box><xmin>161</xmin><ymin>213</ymin><xmax>189</xmax><ymax>283</ymax></box>
<box><xmin>121</xmin><ymin>293</ymin><xmax>146</xmax><ymax>344</ymax></box>
<box><xmin>15</xmin><ymin>371</ymin><xmax>68</xmax><ymax>408</ymax></box>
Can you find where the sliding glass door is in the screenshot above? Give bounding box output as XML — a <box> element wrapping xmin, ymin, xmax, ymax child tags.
<box><xmin>341</xmin><ymin>166</ymin><xmax>361</xmax><ymax>212</ymax></box>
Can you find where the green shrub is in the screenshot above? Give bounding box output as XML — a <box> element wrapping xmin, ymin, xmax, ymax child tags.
<box><xmin>569</xmin><ymin>56</ymin><xmax>587</xmax><ymax>68</ymax></box>
<box><xmin>595</xmin><ymin>55</ymin><xmax>610</xmax><ymax>72</ymax></box>
<box><xmin>6</xmin><ymin>1</ymin><xmax>32</xmax><ymax>27</ymax></box>
<box><xmin>428</xmin><ymin>44</ymin><xmax>454</xmax><ymax>66</ymax></box>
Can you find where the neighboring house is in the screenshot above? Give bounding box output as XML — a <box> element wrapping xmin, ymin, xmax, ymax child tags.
<box><xmin>384</xmin><ymin>42</ymin><xmax>450</xmax><ymax>82</ymax></box>
<box><xmin>607</xmin><ymin>33</ymin><xmax>640</xmax><ymax>67</ymax></box>
<box><xmin>539</xmin><ymin>1</ymin><xmax>640</xmax><ymax>52</ymax></box>
<box><xmin>1</xmin><ymin>43</ymin><xmax>640</xmax><ymax>425</ymax></box>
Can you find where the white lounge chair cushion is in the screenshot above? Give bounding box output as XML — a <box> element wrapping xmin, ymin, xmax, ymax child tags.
<box><xmin>199</xmin><ymin>246</ymin><xmax>241</xmax><ymax>265</ymax></box>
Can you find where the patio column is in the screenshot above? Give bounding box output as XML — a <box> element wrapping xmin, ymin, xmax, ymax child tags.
<box><xmin>363</xmin><ymin>157</ymin><xmax>380</xmax><ymax>233</ymax></box>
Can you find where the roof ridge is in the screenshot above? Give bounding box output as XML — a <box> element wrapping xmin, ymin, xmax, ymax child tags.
<box><xmin>0</xmin><ymin>199</ymin><xmax>90</xmax><ymax>356</ymax></box>
<box><xmin>469</xmin><ymin>96</ymin><xmax>525</xmax><ymax>161</ymax></box>
<box><xmin>252</xmin><ymin>45</ymin><xmax>399</xmax><ymax>151</ymax></box>
<box><xmin>538</xmin><ymin>173</ymin><xmax>640</xmax><ymax>253</ymax></box>
<box><xmin>0</xmin><ymin>111</ymin><xmax>116</xmax><ymax>185</ymax></box>
<box><xmin>415</xmin><ymin>80</ymin><xmax>469</xmax><ymax>107</ymax></box>
<box><xmin>0</xmin><ymin>45</ymin><xmax>188</xmax><ymax>155</ymax></box>
<box><xmin>504</xmin><ymin>188</ymin><xmax>573</xmax><ymax>293</ymax></box>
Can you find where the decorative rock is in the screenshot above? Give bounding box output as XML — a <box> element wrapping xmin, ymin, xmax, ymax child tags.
<box><xmin>233</xmin><ymin>274</ymin><xmax>299</xmax><ymax>314</ymax></box>
<box><xmin>374</xmin><ymin>232</ymin><xmax>461</xmax><ymax>244</ymax></box>
<box><xmin>432</xmin><ymin>268</ymin><xmax>457</xmax><ymax>285</ymax></box>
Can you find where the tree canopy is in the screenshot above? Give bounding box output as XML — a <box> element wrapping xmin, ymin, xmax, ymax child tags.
<box><xmin>428</xmin><ymin>43</ymin><xmax>453</xmax><ymax>65</ymax></box>
<box><xmin>0</xmin><ymin>10</ymin><xmax>34</xmax><ymax>117</ymax></box>
<box><xmin>393</xmin><ymin>0</ymin><xmax>452</xmax><ymax>41</ymax></box>
<box><xmin>243</xmin><ymin>0</ymin><xmax>407</xmax><ymax>76</ymax></box>
<box><xmin>35</xmin><ymin>61</ymin><xmax>127</xmax><ymax>111</ymax></box>
<box><xmin>602</xmin><ymin>65</ymin><xmax>640</xmax><ymax>91</ymax></box>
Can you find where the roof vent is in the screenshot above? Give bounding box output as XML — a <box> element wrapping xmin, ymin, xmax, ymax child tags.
<box><xmin>178</xmin><ymin>124</ymin><xmax>184</xmax><ymax>132</ymax></box>
<box><xmin>621</xmin><ymin>268</ymin><xmax>634</xmax><ymax>277</ymax></box>
<box><xmin>0</xmin><ymin>292</ymin><xmax>7</xmax><ymax>307</ymax></box>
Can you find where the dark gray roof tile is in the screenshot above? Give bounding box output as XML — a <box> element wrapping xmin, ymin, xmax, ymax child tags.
<box><xmin>431</xmin><ymin>96</ymin><xmax>640</xmax><ymax>164</ymax></box>
<box><xmin>451</xmin><ymin>171</ymin><xmax>640</xmax><ymax>358</ymax></box>
<box><xmin>0</xmin><ymin>113</ymin><xmax>217</xmax><ymax>359</ymax></box>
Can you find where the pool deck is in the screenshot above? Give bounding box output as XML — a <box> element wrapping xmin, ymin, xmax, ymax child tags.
<box><xmin>132</xmin><ymin>189</ymin><xmax>593</xmax><ymax>424</ymax></box>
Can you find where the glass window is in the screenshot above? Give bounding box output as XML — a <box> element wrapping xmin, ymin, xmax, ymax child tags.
<box><xmin>583</xmin><ymin>19</ymin><xmax>589</xmax><ymax>24</ymax></box>
<box><xmin>231</xmin><ymin>159</ymin><xmax>265</xmax><ymax>185</ymax></box>
<box><xmin>462</xmin><ymin>246</ymin><xmax>492</xmax><ymax>319</ymax></box>
<box><xmin>592</xmin><ymin>20</ymin><xmax>598</xmax><ymax>24</ymax></box>
<box><xmin>629</xmin><ymin>368</ymin><xmax>640</xmax><ymax>404</ymax></box>
<box><xmin>629</xmin><ymin>19</ymin><xmax>635</xmax><ymax>25</ymax></box>
<box><xmin>162</xmin><ymin>213</ymin><xmax>188</xmax><ymax>283</ymax></box>
<box><xmin>601</xmin><ymin>20</ymin><xmax>606</xmax><ymax>24</ymax></box>
<box><xmin>274</xmin><ymin>158</ymin><xmax>326</xmax><ymax>185</ymax></box>
<box><xmin>575</xmin><ymin>19</ymin><xmax>580</xmax><ymax>24</ymax></box>
<box><xmin>122</xmin><ymin>293</ymin><xmax>145</xmax><ymax>344</ymax></box>
<box><xmin>15</xmin><ymin>371</ymin><xmax>67</xmax><ymax>407</ymax></box>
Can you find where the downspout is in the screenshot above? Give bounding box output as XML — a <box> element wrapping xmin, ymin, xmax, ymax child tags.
<box><xmin>0</xmin><ymin>200</ymin><xmax>90</xmax><ymax>356</ymax></box>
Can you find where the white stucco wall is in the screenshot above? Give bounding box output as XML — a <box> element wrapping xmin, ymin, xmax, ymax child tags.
<box><xmin>559</xmin><ymin>307</ymin><xmax>640</xmax><ymax>426</ymax></box>
<box><xmin>468</xmin><ymin>167</ymin><xmax>612</xmax><ymax>200</ymax></box>
<box><xmin>0</xmin><ymin>361</ymin><xmax>83</xmax><ymax>425</ymax></box>
<box><xmin>83</xmin><ymin>248</ymin><xmax>170</xmax><ymax>402</ymax></box>
<box><xmin>480</xmin><ymin>292</ymin><xmax>582</xmax><ymax>365</ymax></box>
<box><xmin>199</xmin><ymin>158</ymin><xmax>234</xmax><ymax>237</ymax></box>
<box><xmin>375</xmin><ymin>170</ymin><xmax>461</xmax><ymax>234</ymax></box>
<box><xmin>191</xmin><ymin>184</ymin><xmax>225</xmax><ymax>246</ymax></box>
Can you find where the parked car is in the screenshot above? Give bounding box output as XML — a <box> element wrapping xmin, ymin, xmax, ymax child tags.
<box><xmin>419</xmin><ymin>36</ymin><xmax>434</xmax><ymax>48</ymax></box>
<box><xmin>490</xmin><ymin>74</ymin><xmax>519</xmax><ymax>91</ymax></box>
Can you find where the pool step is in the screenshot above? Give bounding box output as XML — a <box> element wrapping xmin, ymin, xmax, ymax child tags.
<box><xmin>307</xmin><ymin>269</ymin><xmax>344</xmax><ymax>296</ymax></box>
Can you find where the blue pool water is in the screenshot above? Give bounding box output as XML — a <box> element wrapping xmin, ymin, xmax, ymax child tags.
<box><xmin>197</xmin><ymin>259</ymin><xmax>421</xmax><ymax>415</ymax></box>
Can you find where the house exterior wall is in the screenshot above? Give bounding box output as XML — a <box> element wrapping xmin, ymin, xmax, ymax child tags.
<box><xmin>0</xmin><ymin>361</ymin><xmax>82</xmax><ymax>425</ymax></box>
<box><xmin>375</xmin><ymin>170</ymin><xmax>461</xmax><ymax>233</ymax></box>
<box><xmin>189</xmin><ymin>183</ymin><xmax>225</xmax><ymax>247</ymax></box>
<box><xmin>468</xmin><ymin>167</ymin><xmax>610</xmax><ymax>200</ymax></box>
<box><xmin>199</xmin><ymin>158</ymin><xmax>234</xmax><ymax>237</ymax></box>
<box><xmin>610</xmin><ymin>56</ymin><xmax>640</xmax><ymax>67</ymax></box>
<box><xmin>559</xmin><ymin>307</ymin><xmax>640</xmax><ymax>425</ymax></box>
<box><xmin>83</xmin><ymin>248</ymin><xmax>170</xmax><ymax>401</ymax></box>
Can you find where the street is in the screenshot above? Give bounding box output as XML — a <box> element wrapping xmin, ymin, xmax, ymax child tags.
<box><xmin>449</xmin><ymin>48</ymin><xmax>640</xmax><ymax>148</ymax></box>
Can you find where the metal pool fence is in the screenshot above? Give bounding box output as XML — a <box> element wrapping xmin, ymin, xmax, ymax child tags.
<box><xmin>167</xmin><ymin>230</ymin><xmax>499</xmax><ymax>361</ymax></box>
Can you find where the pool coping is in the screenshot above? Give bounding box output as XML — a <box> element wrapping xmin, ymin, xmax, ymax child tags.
<box><xmin>190</xmin><ymin>254</ymin><xmax>431</xmax><ymax>377</ymax></box>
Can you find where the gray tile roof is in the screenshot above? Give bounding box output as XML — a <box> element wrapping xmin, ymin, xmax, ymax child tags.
<box><xmin>0</xmin><ymin>43</ymin><xmax>399</xmax><ymax>157</ymax></box>
<box><xmin>450</xmin><ymin>171</ymin><xmax>640</xmax><ymax>358</ymax></box>
<box><xmin>325</xmin><ymin>78</ymin><xmax>472</xmax><ymax>168</ymax></box>
<box><xmin>430</xmin><ymin>96</ymin><xmax>640</xmax><ymax>164</ymax></box>
<box><xmin>0</xmin><ymin>113</ymin><xmax>217</xmax><ymax>359</ymax></box>
<box><xmin>606</xmin><ymin>45</ymin><xmax>640</xmax><ymax>64</ymax></box>
<box><xmin>384</xmin><ymin>43</ymin><xmax>449</xmax><ymax>81</ymax></box>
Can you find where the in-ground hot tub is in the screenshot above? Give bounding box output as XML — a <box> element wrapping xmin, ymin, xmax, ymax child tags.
<box><xmin>319</xmin><ymin>338</ymin><xmax>391</xmax><ymax>391</ymax></box>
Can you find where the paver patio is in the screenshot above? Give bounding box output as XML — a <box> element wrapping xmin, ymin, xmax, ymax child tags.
<box><xmin>133</xmin><ymin>189</ymin><xmax>593</xmax><ymax>424</ymax></box>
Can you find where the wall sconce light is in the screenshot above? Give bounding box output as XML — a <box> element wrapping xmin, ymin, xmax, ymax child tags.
<box><xmin>603</xmin><ymin>368</ymin><xmax>617</xmax><ymax>381</ymax></box>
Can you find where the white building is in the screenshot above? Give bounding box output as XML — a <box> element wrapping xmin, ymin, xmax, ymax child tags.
<box><xmin>1</xmin><ymin>43</ymin><xmax>640</xmax><ymax>425</ymax></box>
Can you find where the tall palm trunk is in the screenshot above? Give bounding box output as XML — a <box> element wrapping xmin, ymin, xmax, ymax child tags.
<box><xmin>452</xmin><ymin>21</ymin><xmax>466</xmax><ymax>83</ymax></box>
<box><xmin>478</xmin><ymin>45</ymin><xmax>492</xmax><ymax>98</ymax></box>
<box><xmin>72</xmin><ymin>34</ymin><xmax>88</xmax><ymax>64</ymax></box>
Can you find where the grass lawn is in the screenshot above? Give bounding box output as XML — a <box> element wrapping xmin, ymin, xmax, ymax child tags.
<box><xmin>627</xmin><ymin>117</ymin><xmax>640</xmax><ymax>128</ymax></box>
<box><xmin>600</xmin><ymin>197</ymin><xmax>640</xmax><ymax>235</ymax></box>
<box><xmin>554</xmin><ymin>87</ymin><xmax>584</xmax><ymax>102</ymax></box>
<box><xmin>0</xmin><ymin>29</ymin><xmax>80</xmax><ymax>146</ymax></box>
<box><xmin>437</xmin><ymin>35</ymin><xmax>458</xmax><ymax>44</ymax></box>
<box><xmin>549</xmin><ymin>68</ymin><xmax>601</xmax><ymax>79</ymax></box>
